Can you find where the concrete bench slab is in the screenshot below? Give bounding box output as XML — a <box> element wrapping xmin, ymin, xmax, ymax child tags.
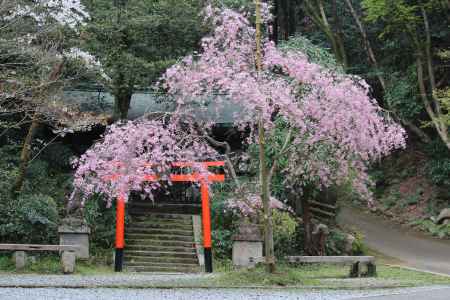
<box><xmin>0</xmin><ymin>244</ymin><xmax>78</xmax><ymax>252</ymax></box>
<box><xmin>0</xmin><ymin>244</ymin><xmax>79</xmax><ymax>274</ymax></box>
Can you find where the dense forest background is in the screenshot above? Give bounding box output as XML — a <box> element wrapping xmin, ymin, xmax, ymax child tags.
<box><xmin>0</xmin><ymin>0</ymin><xmax>449</xmax><ymax>257</ymax></box>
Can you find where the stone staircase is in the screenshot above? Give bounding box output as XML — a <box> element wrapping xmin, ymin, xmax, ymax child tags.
<box><xmin>124</xmin><ymin>212</ymin><xmax>201</xmax><ymax>273</ymax></box>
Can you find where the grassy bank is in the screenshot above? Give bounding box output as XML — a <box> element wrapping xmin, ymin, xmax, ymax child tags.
<box><xmin>208</xmin><ymin>263</ymin><xmax>450</xmax><ymax>288</ymax></box>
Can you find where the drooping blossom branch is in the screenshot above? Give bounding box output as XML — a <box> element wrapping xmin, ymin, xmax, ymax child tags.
<box><xmin>163</xmin><ymin>5</ymin><xmax>406</xmax><ymax>201</ymax></box>
<box><xmin>71</xmin><ymin>119</ymin><xmax>218</xmax><ymax>205</ymax></box>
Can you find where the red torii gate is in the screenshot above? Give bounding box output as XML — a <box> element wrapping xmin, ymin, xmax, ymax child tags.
<box><xmin>111</xmin><ymin>161</ymin><xmax>225</xmax><ymax>273</ymax></box>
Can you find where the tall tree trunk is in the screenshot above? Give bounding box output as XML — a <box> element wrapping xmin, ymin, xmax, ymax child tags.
<box><xmin>304</xmin><ymin>0</ymin><xmax>347</xmax><ymax>69</ymax></box>
<box><xmin>113</xmin><ymin>89</ymin><xmax>133</xmax><ymax>120</ymax></box>
<box><xmin>418</xmin><ymin>7</ymin><xmax>449</xmax><ymax>149</ymax></box>
<box><xmin>271</xmin><ymin>0</ymin><xmax>279</xmax><ymax>44</ymax></box>
<box><xmin>301</xmin><ymin>196</ymin><xmax>314</xmax><ymax>255</ymax></box>
<box><xmin>256</xmin><ymin>0</ymin><xmax>276</xmax><ymax>273</ymax></box>
<box><xmin>282</xmin><ymin>0</ymin><xmax>290</xmax><ymax>40</ymax></box>
<box><xmin>417</xmin><ymin>56</ymin><xmax>450</xmax><ymax>150</ymax></box>
<box><xmin>331</xmin><ymin>0</ymin><xmax>348</xmax><ymax>69</ymax></box>
<box><xmin>288</xmin><ymin>0</ymin><xmax>297</xmax><ymax>37</ymax></box>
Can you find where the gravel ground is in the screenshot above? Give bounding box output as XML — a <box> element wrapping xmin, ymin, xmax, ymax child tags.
<box><xmin>0</xmin><ymin>286</ymin><xmax>448</xmax><ymax>300</ymax></box>
<box><xmin>0</xmin><ymin>273</ymin><xmax>209</xmax><ymax>288</ymax></box>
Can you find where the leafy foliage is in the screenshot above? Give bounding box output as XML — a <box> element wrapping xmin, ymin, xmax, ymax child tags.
<box><xmin>83</xmin><ymin>194</ymin><xmax>118</xmax><ymax>249</ymax></box>
<box><xmin>410</xmin><ymin>219</ymin><xmax>450</xmax><ymax>239</ymax></box>
<box><xmin>0</xmin><ymin>193</ymin><xmax>59</xmax><ymax>244</ymax></box>
<box><xmin>81</xmin><ymin>0</ymin><xmax>204</xmax><ymax>119</ymax></box>
<box><xmin>425</xmin><ymin>140</ymin><xmax>450</xmax><ymax>188</ymax></box>
<box><xmin>279</xmin><ymin>36</ymin><xmax>341</xmax><ymax>71</ymax></box>
<box><xmin>385</xmin><ymin>67</ymin><xmax>424</xmax><ymax>121</ymax></box>
<box><xmin>272</xmin><ymin>210</ymin><xmax>298</xmax><ymax>257</ymax></box>
<box><xmin>211</xmin><ymin>182</ymin><xmax>239</xmax><ymax>259</ymax></box>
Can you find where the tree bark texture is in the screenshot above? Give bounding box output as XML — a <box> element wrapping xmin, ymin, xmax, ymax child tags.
<box><xmin>304</xmin><ymin>0</ymin><xmax>348</xmax><ymax>69</ymax></box>
<box><xmin>113</xmin><ymin>88</ymin><xmax>133</xmax><ymax>120</ymax></box>
<box><xmin>301</xmin><ymin>196</ymin><xmax>315</xmax><ymax>255</ymax></box>
<box><xmin>256</xmin><ymin>0</ymin><xmax>276</xmax><ymax>273</ymax></box>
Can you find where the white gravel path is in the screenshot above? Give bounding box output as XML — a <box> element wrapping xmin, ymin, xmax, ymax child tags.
<box><xmin>0</xmin><ymin>273</ymin><xmax>209</xmax><ymax>288</ymax></box>
<box><xmin>0</xmin><ymin>286</ymin><xmax>449</xmax><ymax>300</ymax></box>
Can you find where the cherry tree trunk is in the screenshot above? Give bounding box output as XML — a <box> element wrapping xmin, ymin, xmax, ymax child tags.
<box><xmin>301</xmin><ymin>196</ymin><xmax>315</xmax><ymax>255</ymax></box>
<box><xmin>113</xmin><ymin>88</ymin><xmax>133</xmax><ymax>120</ymax></box>
<box><xmin>255</xmin><ymin>0</ymin><xmax>276</xmax><ymax>273</ymax></box>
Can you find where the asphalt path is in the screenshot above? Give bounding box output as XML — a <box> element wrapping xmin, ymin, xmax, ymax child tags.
<box><xmin>338</xmin><ymin>206</ymin><xmax>450</xmax><ymax>275</ymax></box>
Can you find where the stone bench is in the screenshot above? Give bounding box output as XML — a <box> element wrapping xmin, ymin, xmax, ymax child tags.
<box><xmin>0</xmin><ymin>244</ymin><xmax>78</xmax><ymax>274</ymax></box>
<box><xmin>286</xmin><ymin>255</ymin><xmax>376</xmax><ymax>277</ymax></box>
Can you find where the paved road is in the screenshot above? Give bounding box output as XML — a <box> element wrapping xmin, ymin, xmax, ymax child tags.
<box><xmin>0</xmin><ymin>286</ymin><xmax>447</xmax><ymax>300</ymax></box>
<box><xmin>338</xmin><ymin>206</ymin><xmax>450</xmax><ymax>275</ymax></box>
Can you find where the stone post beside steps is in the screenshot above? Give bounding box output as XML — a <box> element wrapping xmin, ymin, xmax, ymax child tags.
<box><xmin>13</xmin><ymin>251</ymin><xmax>27</xmax><ymax>270</ymax></box>
<box><xmin>58</xmin><ymin>217</ymin><xmax>90</xmax><ymax>259</ymax></box>
<box><xmin>232</xmin><ymin>221</ymin><xmax>263</xmax><ymax>268</ymax></box>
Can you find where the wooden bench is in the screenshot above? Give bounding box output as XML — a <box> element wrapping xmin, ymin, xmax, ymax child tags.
<box><xmin>286</xmin><ymin>256</ymin><xmax>376</xmax><ymax>277</ymax></box>
<box><xmin>0</xmin><ymin>244</ymin><xmax>79</xmax><ymax>274</ymax></box>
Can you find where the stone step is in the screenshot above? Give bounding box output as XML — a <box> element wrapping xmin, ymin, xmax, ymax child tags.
<box><xmin>129</xmin><ymin>216</ymin><xmax>193</xmax><ymax>225</ymax></box>
<box><xmin>125</xmin><ymin>250</ymin><xmax>197</xmax><ymax>258</ymax></box>
<box><xmin>124</xmin><ymin>212</ymin><xmax>199</xmax><ymax>273</ymax></box>
<box><xmin>126</xmin><ymin>239</ymin><xmax>196</xmax><ymax>247</ymax></box>
<box><xmin>126</xmin><ymin>233</ymin><xmax>194</xmax><ymax>242</ymax></box>
<box><xmin>129</xmin><ymin>222</ymin><xmax>193</xmax><ymax>230</ymax></box>
<box><xmin>126</xmin><ymin>244</ymin><xmax>196</xmax><ymax>253</ymax></box>
<box><xmin>125</xmin><ymin>265</ymin><xmax>201</xmax><ymax>273</ymax></box>
<box><xmin>125</xmin><ymin>255</ymin><xmax>198</xmax><ymax>264</ymax></box>
<box><xmin>129</xmin><ymin>213</ymin><xmax>193</xmax><ymax>221</ymax></box>
<box><xmin>130</xmin><ymin>220</ymin><xmax>193</xmax><ymax>228</ymax></box>
<box><xmin>124</xmin><ymin>262</ymin><xmax>201</xmax><ymax>273</ymax></box>
<box><xmin>127</xmin><ymin>228</ymin><xmax>194</xmax><ymax>236</ymax></box>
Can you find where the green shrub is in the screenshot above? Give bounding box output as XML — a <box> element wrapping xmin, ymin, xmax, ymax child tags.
<box><xmin>210</xmin><ymin>183</ymin><xmax>238</xmax><ymax>259</ymax></box>
<box><xmin>325</xmin><ymin>229</ymin><xmax>367</xmax><ymax>256</ymax></box>
<box><xmin>410</xmin><ymin>219</ymin><xmax>450</xmax><ymax>239</ymax></box>
<box><xmin>425</xmin><ymin>140</ymin><xmax>450</xmax><ymax>188</ymax></box>
<box><xmin>0</xmin><ymin>194</ymin><xmax>59</xmax><ymax>244</ymax></box>
<box><xmin>84</xmin><ymin>194</ymin><xmax>118</xmax><ymax>250</ymax></box>
<box><xmin>351</xmin><ymin>232</ymin><xmax>368</xmax><ymax>255</ymax></box>
<box><xmin>273</xmin><ymin>210</ymin><xmax>298</xmax><ymax>258</ymax></box>
<box><xmin>23</xmin><ymin>159</ymin><xmax>72</xmax><ymax>205</ymax></box>
<box><xmin>325</xmin><ymin>229</ymin><xmax>346</xmax><ymax>255</ymax></box>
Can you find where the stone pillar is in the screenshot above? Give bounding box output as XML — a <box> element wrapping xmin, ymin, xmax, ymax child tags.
<box><xmin>232</xmin><ymin>222</ymin><xmax>263</xmax><ymax>268</ymax></box>
<box><xmin>13</xmin><ymin>251</ymin><xmax>27</xmax><ymax>270</ymax></box>
<box><xmin>61</xmin><ymin>251</ymin><xmax>76</xmax><ymax>274</ymax></box>
<box><xmin>192</xmin><ymin>215</ymin><xmax>204</xmax><ymax>266</ymax></box>
<box><xmin>58</xmin><ymin>217</ymin><xmax>91</xmax><ymax>259</ymax></box>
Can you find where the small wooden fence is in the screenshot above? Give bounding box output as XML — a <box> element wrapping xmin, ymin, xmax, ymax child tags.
<box><xmin>309</xmin><ymin>200</ymin><xmax>337</xmax><ymax>223</ymax></box>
